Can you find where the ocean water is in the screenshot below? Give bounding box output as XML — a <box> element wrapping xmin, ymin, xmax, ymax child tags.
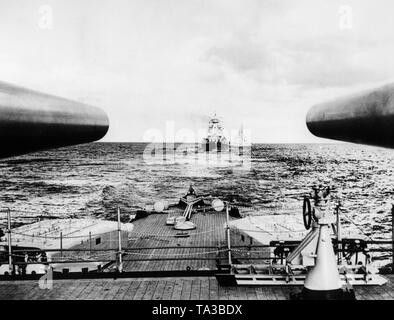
<box><xmin>0</xmin><ymin>142</ymin><xmax>393</xmax><ymax>262</ymax></box>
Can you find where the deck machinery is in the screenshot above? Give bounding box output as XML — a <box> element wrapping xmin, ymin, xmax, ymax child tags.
<box><xmin>161</xmin><ymin>186</ymin><xmax>225</xmax><ymax>231</ymax></box>
<box><xmin>217</xmin><ymin>193</ymin><xmax>387</xmax><ymax>289</ymax></box>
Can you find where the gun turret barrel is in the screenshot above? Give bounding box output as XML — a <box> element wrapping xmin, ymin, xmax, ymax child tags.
<box><xmin>306</xmin><ymin>84</ymin><xmax>394</xmax><ymax>149</ymax></box>
<box><xmin>0</xmin><ymin>81</ymin><xmax>109</xmax><ymax>158</ymax></box>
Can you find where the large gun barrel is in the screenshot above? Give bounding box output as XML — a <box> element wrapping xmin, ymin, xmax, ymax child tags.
<box><xmin>306</xmin><ymin>83</ymin><xmax>394</xmax><ymax>148</ymax></box>
<box><xmin>0</xmin><ymin>81</ymin><xmax>109</xmax><ymax>158</ymax></box>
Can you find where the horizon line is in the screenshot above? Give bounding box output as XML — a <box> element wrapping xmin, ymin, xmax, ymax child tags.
<box><xmin>95</xmin><ymin>141</ymin><xmax>342</xmax><ymax>144</ymax></box>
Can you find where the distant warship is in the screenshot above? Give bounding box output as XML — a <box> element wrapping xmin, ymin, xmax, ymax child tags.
<box><xmin>202</xmin><ymin>114</ymin><xmax>250</xmax><ymax>153</ymax></box>
<box><xmin>203</xmin><ymin>113</ymin><xmax>228</xmax><ymax>152</ymax></box>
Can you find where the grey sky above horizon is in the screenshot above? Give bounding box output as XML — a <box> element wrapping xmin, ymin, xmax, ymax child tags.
<box><xmin>1</xmin><ymin>0</ymin><xmax>394</xmax><ymax>143</ymax></box>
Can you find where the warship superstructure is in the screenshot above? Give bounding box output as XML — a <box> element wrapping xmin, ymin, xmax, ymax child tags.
<box><xmin>203</xmin><ymin>114</ymin><xmax>228</xmax><ymax>152</ymax></box>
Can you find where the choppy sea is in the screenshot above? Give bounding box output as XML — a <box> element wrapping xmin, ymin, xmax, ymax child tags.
<box><xmin>0</xmin><ymin>142</ymin><xmax>393</xmax><ymax>264</ymax></box>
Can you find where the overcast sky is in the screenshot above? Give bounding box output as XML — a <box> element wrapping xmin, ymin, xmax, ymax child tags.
<box><xmin>1</xmin><ymin>0</ymin><xmax>394</xmax><ymax>142</ymax></box>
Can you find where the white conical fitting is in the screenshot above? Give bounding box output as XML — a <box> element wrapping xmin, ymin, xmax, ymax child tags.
<box><xmin>304</xmin><ymin>224</ymin><xmax>342</xmax><ymax>291</ymax></box>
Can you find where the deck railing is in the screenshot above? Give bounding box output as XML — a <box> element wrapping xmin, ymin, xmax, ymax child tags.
<box><xmin>1</xmin><ymin>206</ymin><xmax>394</xmax><ymax>277</ymax></box>
<box><xmin>3</xmin><ymin>239</ymin><xmax>392</xmax><ymax>264</ymax></box>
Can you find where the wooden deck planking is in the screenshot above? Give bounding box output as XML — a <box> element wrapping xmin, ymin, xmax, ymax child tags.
<box><xmin>94</xmin><ymin>279</ymin><xmax>112</xmax><ymax>300</ymax></box>
<box><xmin>152</xmin><ymin>280</ymin><xmax>167</xmax><ymax>300</ymax></box>
<box><xmin>5</xmin><ymin>282</ymin><xmax>35</xmax><ymax>300</ymax></box>
<box><xmin>0</xmin><ymin>275</ymin><xmax>393</xmax><ymax>300</ymax></box>
<box><xmin>103</xmin><ymin>279</ymin><xmax>124</xmax><ymax>299</ymax></box>
<box><xmin>142</xmin><ymin>280</ymin><xmax>159</xmax><ymax>300</ymax></box>
<box><xmin>112</xmin><ymin>280</ymin><xmax>132</xmax><ymax>300</ymax></box>
<box><xmin>386</xmin><ymin>281</ymin><xmax>394</xmax><ymax>299</ymax></box>
<box><xmin>190</xmin><ymin>279</ymin><xmax>201</xmax><ymax>299</ymax></box>
<box><xmin>81</xmin><ymin>279</ymin><xmax>104</xmax><ymax>300</ymax></box>
<box><xmin>179</xmin><ymin>279</ymin><xmax>192</xmax><ymax>300</ymax></box>
<box><xmin>255</xmin><ymin>286</ymin><xmax>266</xmax><ymax>300</ymax></box>
<box><xmin>162</xmin><ymin>280</ymin><xmax>176</xmax><ymax>300</ymax></box>
<box><xmin>122</xmin><ymin>212</ymin><xmax>227</xmax><ymax>272</ymax></box>
<box><xmin>55</xmin><ymin>281</ymin><xmax>80</xmax><ymax>300</ymax></box>
<box><xmin>41</xmin><ymin>280</ymin><xmax>69</xmax><ymax>300</ymax></box>
<box><xmin>208</xmin><ymin>277</ymin><xmax>219</xmax><ymax>300</ymax></box>
<box><xmin>170</xmin><ymin>278</ymin><xmax>183</xmax><ymax>300</ymax></box>
<box><xmin>121</xmin><ymin>280</ymin><xmax>140</xmax><ymax>300</ymax></box>
<box><xmin>79</xmin><ymin>280</ymin><xmax>101</xmax><ymax>300</ymax></box>
<box><xmin>218</xmin><ymin>283</ymin><xmax>229</xmax><ymax>300</ymax></box>
<box><xmin>133</xmin><ymin>280</ymin><xmax>150</xmax><ymax>300</ymax></box>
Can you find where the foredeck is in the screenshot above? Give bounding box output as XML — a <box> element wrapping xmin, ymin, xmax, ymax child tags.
<box><xmin>0</xmin><ymin>275</ymin><xmax>393</xmax><ymax>300</ymax></box>
<box><xmin>1</xmin><ymin>211</ymin><xmax>392</xmax><ymax>300</ymax></box>
<box><xmin>121</xmin><ymin>212</ymin><xmax>229</xmax><ymax>272</ymax></box>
